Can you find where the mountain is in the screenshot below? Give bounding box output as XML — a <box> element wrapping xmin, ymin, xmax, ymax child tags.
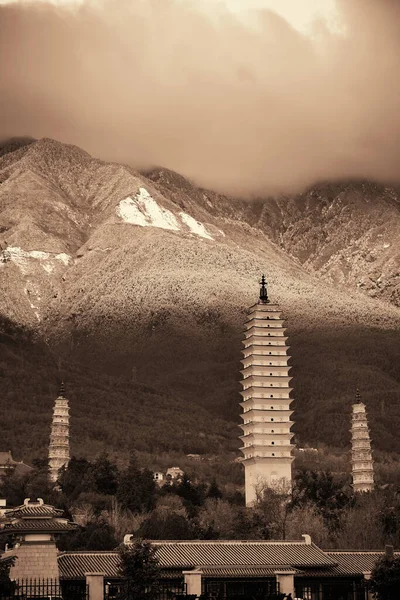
<box><xmin>0</xmin><ymin>138</ymin><xmax>399</xmax><ymax>467</ymax></box>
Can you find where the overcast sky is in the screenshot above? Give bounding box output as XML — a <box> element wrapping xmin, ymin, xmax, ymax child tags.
<box><xmin>1</xmin><ymin>0</ymin><xmax>399</xmax><ymax>195</ymax></box>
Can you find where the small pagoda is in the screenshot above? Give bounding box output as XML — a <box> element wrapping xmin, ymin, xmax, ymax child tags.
<box><xmin>351</xmin><ymin>390</ymin><xmax>374</xmax><ymax>493</ymax></box>
<box><xmin>48</xmin><ymin>382</ymin><xmax>70</xmax><ymax>483</ymax></box>
<box><xmin>0</xmin><ymin>498</ymin><xmax>78</xmax><ymax>581</ymax></box>
<box><xmin>239</xmin><ymin>276</ymin><xmax>295</xmax><ymax>506</ymax></box>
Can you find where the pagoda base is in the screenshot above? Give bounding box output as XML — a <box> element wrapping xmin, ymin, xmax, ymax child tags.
<box><xmin>243</xmin><ymin>456</ymin><xmax>293</xmax><ymax>506</ymax></box>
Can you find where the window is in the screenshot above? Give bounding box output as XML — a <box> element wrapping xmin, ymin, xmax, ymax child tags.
<box><xmin>272</xmin><ymin>453</ymin><xmax>275</xmax><ymax>456</ymax></box>
<box><xmin>271</xmin><ymin>418</ymin><xmax>274</xmax><ymax>422</ymax></box>
<box><xmin>271</xmin><ymin>429</ymin><xmax>274</xmax><ymax>433</ymax></box>
<box><xmin>270</xmin><ymin>395</ymin><xmax>273</xmax><ymax>398</ymax></box>
<box><xmin>271</xmin><ymin>441</ymin><xmax>275</xmax><ymax>445</ymax></box>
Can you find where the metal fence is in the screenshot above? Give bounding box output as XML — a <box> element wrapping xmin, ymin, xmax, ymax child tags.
<box><xmin>201</xmin><ymin>578</ymin><xmax>281</xmax><ymax>600</ymax></box>
<box><xmin>294</xmin><ymin>579</ymin><xmax>369</xmax><ymax>600</ymax></box>
<box><xmin>0</xmin><ymin>578</ymin><xmax>88</xmax><ymax>600</ymax></box>
<box><xmin>105</xmin><ymin>580</ymin><xmax>189</xmax><ymax>600</ymax></box>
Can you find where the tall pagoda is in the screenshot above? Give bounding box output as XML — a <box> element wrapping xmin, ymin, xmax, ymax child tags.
<box><xmin>351</xmin><ymin>390</ymin><xmax>374</xmax><ymax>493</ymax></box>
<box><xmin>239</xmin><ymin>276</ymin><xmax>295</xmax><ymax>506</ymax></box>
<box><xmin>48</xmin><ymin>382</ymin><xmax>70</xmax><ymax>483</ymax></box>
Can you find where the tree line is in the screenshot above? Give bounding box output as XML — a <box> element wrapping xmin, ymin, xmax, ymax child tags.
<box><xmin>2</xmin><ymin>454</ymin><xmax>400</xmax><ymax>552</ymax></box>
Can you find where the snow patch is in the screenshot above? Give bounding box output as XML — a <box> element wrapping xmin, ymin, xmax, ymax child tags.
<box><xmin>6</xmin><ymin>246</ymin><xmax>72</xmax><ymax>273</ymax></box>
<box><xmin>179</xmin><ymin>212</ymin><xmax>213</xmax><ymax>240</ymax></box>
<box><xmin>383</xmin><ymin>243</ymin><xmax>391</xmax><ymax>249</ymax></box>
<box><xmin>117</xmin><ymin>188</ymin><xmax>180</xmax><ymax>231</ymax></box>
<box><xmin>55</xmin><ymin>253</ymin><xmax>72</xmax><ymax>265</ymax></box>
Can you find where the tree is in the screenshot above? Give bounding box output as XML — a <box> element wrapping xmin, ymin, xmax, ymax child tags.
<box><xmin>117</xmin><ymin>539</ymin><xmax>161</xmax><ymax>600</ymax></box>
<box><xmin>0</xmin><ymin>557</ymin><xmax>15</xmax><ymax>595</ymax></box>
<box><xmin>252</xmin><ymin>478</ymin><xmax>293</xmax><ymax>540</ymax></box>
<box><xmin>91</xmin><ymin>453</ymin><xmax>119</xmax><ymax>496</ymax></box>
<box><xmin>175</xmin><ymin>473</ymin><xmax>205</xmax><ymax>517</ymax></box>
<box><xmin>370</xmin><ymin>554</ymin><xmax>400</xmax><ymax>600</ymax></box>
<box><xmin>117</xmin><ymin>457</ymin><xmax>156</xmax><ymax>513</ymax></box>
<box><xmin>293</xmin><ymin>470</ymin><xmax>353</xmax><ymax>531</ymax></box>
<box><xmin>198</xmin><ymin>498</ymin><xmax>241</xmax><ymax>539</ymax></box>
<box><xmin>58</xmin><ymin>457</ymin><xmax>92</xmax><ymax>500</ymax></box>
<box><xmin>207</xmin><ymin>478</ymin><xmax>223</xmax><ymax>500</ymax></box>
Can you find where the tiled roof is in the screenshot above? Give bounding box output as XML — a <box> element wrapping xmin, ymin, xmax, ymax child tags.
<box><xmin>58</xmin><ymin>541</ymin><xmax>335</xmax><ymax>579</ymax></box>
<box><xmin>5</xmin><ymin>503</ymin><xmax>63</xmax><ymax>518</ymax></box>
<box><xmin>58</xmin><ymin>547</ymin><xmax>400</xmax><ymax>581</ymax></box>
<box><xmin>326</xmin><ymin>551</ymin><xmax>400</xmax><ymax>575</ymax></box>
<box><xmin>149</xmin><ymin>541</ymin><xmax>335</xmax><ymax>569</ymax></box>
<box><xmin>59</xmin><ymin>552</ymin><xmax>120</xmax><ymax>579</ymax></box>
<box><xmin>0</xmin><ymin>519</ymin><xmax>78</xmax><ymax>533</ymax></box>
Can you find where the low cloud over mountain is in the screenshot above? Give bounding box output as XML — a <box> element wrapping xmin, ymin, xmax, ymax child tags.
<box><xmin>1</xmin><ymin>0</ymin><xmax>400</xmax><ymax>195</ymax></box>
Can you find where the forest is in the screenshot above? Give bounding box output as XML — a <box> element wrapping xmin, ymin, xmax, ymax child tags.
<box><xmin>2</xmin><ymin>452</ymin><xmax>400</xmax><ymax>552</ymax></box>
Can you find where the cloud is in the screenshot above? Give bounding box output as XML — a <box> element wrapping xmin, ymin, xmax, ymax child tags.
<box><xmin>0</xmin><ymin>0</ymin><xmax>400</xmax><ymax>196</ymax></box>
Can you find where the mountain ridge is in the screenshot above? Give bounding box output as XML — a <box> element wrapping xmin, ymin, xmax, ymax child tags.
<box><xmin>0</xmin><ymin>138</ymin><xmax>399</xmax><ymax>464</ymax></box>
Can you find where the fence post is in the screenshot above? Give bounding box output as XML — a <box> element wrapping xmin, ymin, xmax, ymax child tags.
<box><xmin>182</xmin><ymin>570</ymin><xmax>203</xmax><ymax>597</ymax></box>
<box><xmin>85</xmin><ymin>572</ymin><xmax>105</xmax><ymax>600</ymax></box>
<box><xmin>274</xmin><ymin>570</ymin><xmax>296</xmax><ymax>598</ymax></box>
<box><xmin>363</xmin><ymin>571</ymin><xmax>373</xmax><ymax>600</ymax></box>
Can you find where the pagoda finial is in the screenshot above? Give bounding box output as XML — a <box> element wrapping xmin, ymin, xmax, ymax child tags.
<box><xmin>58</xmin><ymin>381</ymin><xmax>66</xmax><ymax>397</ymax></box>
<box><xmin>355</xmin><ymin>388</ymin><xmax>361</xmax><ymax>403</ymax></box>
<box><xmin>259</xmin><ymin>274</ymin><xmax>270</xmax><ymax>304</ymax></box>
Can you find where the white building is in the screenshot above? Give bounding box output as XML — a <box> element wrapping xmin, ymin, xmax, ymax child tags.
<box><xmin>351</xmin><ymin>391</ymin><xmax>374</xmax><ymax>493</ymax></box>
<box><xmin>166</xmin><ymin>467</ymin><xmax>184</xmax><ymax>481</ymax></box>
<box><xmin>48</xmin><ymin>383</ymin><xmax>70</xmax><ymax>483</ymax></box>
<box><xmin>153</xmin><ymin>471</ymin><xmax>165</xmax><ymax>485</ymax></box>
<box><xmin>239</xmin><ymin>276</ymin><xmax>295</xmax><ymax>506</ymax></box>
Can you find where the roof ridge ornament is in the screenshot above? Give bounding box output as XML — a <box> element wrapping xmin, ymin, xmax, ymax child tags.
<box><xmin>259</xmin><ymin>274</ymin><xmax>270</xmax><ymax>304</ymax></box>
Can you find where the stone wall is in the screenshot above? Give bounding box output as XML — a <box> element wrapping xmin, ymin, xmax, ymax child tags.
<box><xmin>10</xmin><ymin>542</ymin><xmax>59</xmax><ymax>581</ymax></box>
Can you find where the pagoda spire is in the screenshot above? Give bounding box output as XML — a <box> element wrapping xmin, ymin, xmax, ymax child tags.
<box><xmin>48</xmin><ymin>383</ymin><xmax>70</xmax><ymax>483</ymax></box>
<box><xmin>240</xmin><ymin>279</ymin><xmax>294</xmax><ymax>506</ymax></box>
<box><xmin>351</xmin><ymin>390</ymin><xmax>374</xmax><ymax>493</ymax></box>
<box><xmin>259</xmin><ymin>274</ymin><xmax>270</xmax><ymax>304</ymax></box>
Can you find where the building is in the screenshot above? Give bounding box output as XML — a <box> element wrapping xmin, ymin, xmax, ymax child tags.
<box><xmin>153</xmin><ymin>471</ymin><xmax>165</xmax><ymax>485</ymax></box>
<box><xmin>240</xmin><ymin>276</ymin><xmax>295</xmax><ymax>506</ymax></box>
<box><xmin>0</xmin><ymin>498</ymin><xmax>395</xmax><ymax>600</ymax></box>
<box><xmin>186</xmin><ymin>454</ymin><xmax>203</xmax><ymax>461</ymax></box>
<box><xmin>351</xmin><ymin>390</ymin><xmax>374</xmax><ymax>493</ymax></box>
<box><xmin>48</xmin><ymin>382</ymin><xmax>70</xmax><ymax>483</ymax></box>
<box><xmin>0</xmin><ymin>452</ymin><xmax>32</xmax><ymax>479</ymax></box>
<box><xmin>166</xmin><ymin>467</ymin><xmax>184</xmax><ymax>482</ymax></box>
<box><xmin>0</xmin><ymin>497</ymin><xmax>78</xmax><ymax>581</ymax></box>
<box><xmin>56</xmin><ymin>537</ymin><xmax>392</xmax><ymax>599</ymax></box>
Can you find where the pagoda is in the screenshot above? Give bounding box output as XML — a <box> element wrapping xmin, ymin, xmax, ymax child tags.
<box><xmin>48</xmin><ymin>382</ymin><xmax>70</xmax><ymax>483</ymax></box>
<box><xmin>351</xmin><ymin>390</ymin><xmax>374</xmax><ymax>493</ymax></box>
<box><xmin>239</xmin><ymin>276</ymin><xmax>295</xmax><ymax>506</ymax></box>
